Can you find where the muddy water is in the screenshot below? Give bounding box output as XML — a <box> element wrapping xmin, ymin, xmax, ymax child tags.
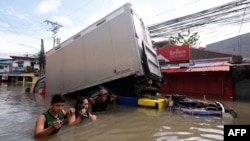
<box><xmin>0</xmin><ymin>82</ymin><xmax>249</xmax><ymax>141</ymax></box>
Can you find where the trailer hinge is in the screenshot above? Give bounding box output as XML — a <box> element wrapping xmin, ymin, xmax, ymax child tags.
<box><xmin>130</xmin><ymin>9</ymin><xmax>134</xmax><ymax>15</ymax></box>
<box><xmin>135</xmin><ymin>33</ymin><xmax>138</xmax><ymax>38</ymax></box>
<box><xmin>96</xmin><ymin>19</ymin><xmax>106</xmax><ymax>26</ymax></box>
<box><xmin>73</xmin><ymin>34</ymin><xmax>81</xmax><ymax>40</ymax></box>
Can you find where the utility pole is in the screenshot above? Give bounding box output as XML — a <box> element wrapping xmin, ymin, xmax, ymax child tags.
<box><xmin>44</xmin><ymin>20</ymin><xmax>63</xmax><ymax>48</ymax></box>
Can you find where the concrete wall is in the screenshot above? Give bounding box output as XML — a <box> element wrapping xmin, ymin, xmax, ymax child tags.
<box><xmin>206</xmin><ymin>33</ymin><xmax>250</xmax><ymax>61</ymax></box>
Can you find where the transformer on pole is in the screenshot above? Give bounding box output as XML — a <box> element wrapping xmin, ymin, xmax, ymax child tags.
<box><xmin>44</xmin><ymin>20</ymin><xmax>63</xmax><ymax>48</ymax></box>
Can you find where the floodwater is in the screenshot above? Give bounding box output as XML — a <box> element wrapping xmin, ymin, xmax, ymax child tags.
<box><xmin>0</xmin><ymin>82</ymin><xmax>250</xmax><ymax>141</ymax></box>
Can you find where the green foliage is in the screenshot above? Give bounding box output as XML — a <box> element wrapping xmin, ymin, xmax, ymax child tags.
<box><xmin>38</xmin><ymin>39</ymin><xmax>46</xmax><ymax>76</ymax></box>
<box><xmin>169</xmin><ymin>29</ymin><xmax>200</xmax><ymax>47</ymax></box>
<box><xmin>26</xmin><ymin>66</ymin><xmax>33</xmax><ymax>73</ymax></box>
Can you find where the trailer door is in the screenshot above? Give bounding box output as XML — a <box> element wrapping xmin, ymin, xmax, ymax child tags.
<box><xmin>132</xmin><ymin>10</ymin><xmax>162</xmax><ymax>78</ymax></box>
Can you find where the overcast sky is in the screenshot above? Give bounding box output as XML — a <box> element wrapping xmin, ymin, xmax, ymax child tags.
<box><xmin>0</xmin><ymin>0</ymin><xmax>240</xmax><ymax>58</ymax></box>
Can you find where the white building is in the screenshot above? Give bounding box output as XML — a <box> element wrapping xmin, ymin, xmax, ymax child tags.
<box><xmin>10</xmin><ymin>56</ymin><xmax>39</xmax><ymax>72</ymax></box>
<box><xmin>0</xmin><ymin>59</ymin><xmax>12</xmax><ymax>73</ymax></box>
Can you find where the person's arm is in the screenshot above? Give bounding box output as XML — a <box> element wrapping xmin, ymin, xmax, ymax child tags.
<box><xmin>34</xmin><ymin>115</ymin><xmax>61</xmax><ymax>138</ymax></box>
<box><xmin>110</xmin><ymin>93</ymin><xmax>117</xmax><ymax>102</ymax></box>
<box><xmin>67</xmin><ymin>108</ymin><xmax>76</xmax><ymax>125</ymax></box>
<box><xmin>61</xmin><ymin>109</ymin><xmax>67</xmax><ymax>115</ymax></box>
<box><xmin>150</xmin><ymin>87</ymin><xmax>160</xmax><ymax>92</ymax></box>
<box><xmin>68</xmin><ymin>108</ymin><xmax>86</xmax><ymax>125</ymax></box>
<box><xmin>88</xmin><ymin>112</ymin><xmax>97</xmax><ymax>121</ymax></box>
<box><xmin>89</xmin><ymin>96</ymin><xmax>98</xmax><ymax>105</ymax></box>
<box><xmin>62</xmin><ymin>109</ymin><xmax>69</xmax><ymax>121</ymax></box>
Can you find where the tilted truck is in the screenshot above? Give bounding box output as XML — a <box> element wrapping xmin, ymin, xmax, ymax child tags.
<box><xmin>46</xmin><ymin>3</ymin><xmax>162</xmax><ymax>97</ymax></box>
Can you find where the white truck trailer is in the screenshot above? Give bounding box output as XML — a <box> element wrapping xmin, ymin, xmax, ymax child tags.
<box><xmin>46</xmin><ymin>3</ymin><xmax>162</xmax><ymax>97</ymax></box>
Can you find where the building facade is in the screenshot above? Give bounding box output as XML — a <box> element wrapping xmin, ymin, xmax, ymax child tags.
<box><xmin>10</xmin><ymin>56</ymin><xmax>39</xmax><ymax>72</ymax></box>
<box><xmin>156</xmin><ymin>45</ymin><xmax>249</xmax><ymax>100</ymax></box>
<box><xmin>206</xmin><ymin>32</ymin><xmax>250</xmax><ymax>61</ymax></box>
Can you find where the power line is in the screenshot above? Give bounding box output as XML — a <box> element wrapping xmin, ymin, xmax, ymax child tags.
<box><xmin>0</xmin><ymin>10</ymin><xmax>21</xmax><ymax>37</ymax></box>
<box><xmin>44</xmin><ymin>20</ymin><xmax>63</xmax><ymax>48</ymax></box>
<box><xmin>239</xmin><ymin>2</ymin><xmax>249</xmax><ymax>33</ymax></box>
<box><xmin>148</xmin><ymin>0</ymin><xmax>250</xmax><ymax>41</ymax></box>
<box><xmin>146</xmin><ymin>0</ymin><xmax>200</xmax><ymax>20</ymax></box>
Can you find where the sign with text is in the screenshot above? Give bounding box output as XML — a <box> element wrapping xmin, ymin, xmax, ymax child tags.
<box><xmin>156</xmin><ymin>45</ymin><xmax>190</xmax><ymax>63</ymax></box>
<box><xmin>224</xmin><ymin>125</ymin><xmax>250</xmax><ymax>140</ymax></box>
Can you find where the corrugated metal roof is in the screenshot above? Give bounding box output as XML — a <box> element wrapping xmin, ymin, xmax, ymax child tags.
<box><xmin>162</xmin><ymin>66</ymin><xmax>230</xmax><ymax>73</ymax></box>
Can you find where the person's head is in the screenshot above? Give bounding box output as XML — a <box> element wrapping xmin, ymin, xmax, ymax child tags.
<box><xmin>147</xmin><ymin>79</ymin><xmax>153</xmax><ymax>85</ymax></box>
<box><xmin>75</xmin><ymin>97</ymin><xmax>89</xmax><ymax>110</ymax></box>
<box><xmin>50</xmin><ymin>94</ymin><xmax>66</xmax><ymax>113</ymax></box>
<box><xmin>51</xmin><ymin>94</ymin><xmax>66</xmax><ymax>103</ymax></box>
<box><xmin>82</xmin><ymin>97</ymin><xmax>89</xmax><ymax>109</ymax></box>
<box><xmin>99</xmin><ymin>89</ymin><xmax>108</xmax><ymax>102</ymax></box>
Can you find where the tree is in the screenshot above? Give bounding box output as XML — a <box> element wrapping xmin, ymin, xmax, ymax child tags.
<box><xmin>38</xmin><ymin>39</ymin><xmax>46</xmax><ymax>76</ymax></box>
<box><xmin>26</xmin><ymin>66</ymin><xmax>33</xmax><ymax>73</ymax></box>
<box><xmin>169</xmin><ymin>30</ymin><xmax>200</xmax><ymax>47</ymax></box>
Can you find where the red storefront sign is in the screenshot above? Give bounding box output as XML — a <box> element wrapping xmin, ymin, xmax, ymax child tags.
<box><xmin>156</xmin><ymin>45</ymin><xmax>190</xmax><ymax>63</ymax></box>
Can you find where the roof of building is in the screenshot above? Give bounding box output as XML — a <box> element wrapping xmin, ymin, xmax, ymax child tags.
<box><xmin>10</xmin><ymin>56</ymin><xmax>36</xmax><ymax>60</ymax></box>
<box><xmin>190</xmin><ymin>48</ymin><xmax>242</xmax><ymax>63</ymax></box>
<box><xmin>162</xmin><ymin>66</ymin><xmax>230</xmax><ymax>73</ymax></box>
<box><xmin>0</xmin><ymin>58</ymin><xmax>12</xmax><ymax>65</ymax></box>
<box><xmin>161</xmin><ymin>57</ymin><xmax>232</xmax><ymax>73</ymax></box>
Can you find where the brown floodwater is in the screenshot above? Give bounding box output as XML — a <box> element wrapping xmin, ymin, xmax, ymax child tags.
<box><xmin>0</xmin><ymin>82</ymin><xmax>249</xmax><ymax>141</ymax></box>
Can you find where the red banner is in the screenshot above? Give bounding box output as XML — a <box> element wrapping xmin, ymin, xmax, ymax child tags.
<box><xmin>156</xmin><ymin>45</ymin><xmax>190</xmax><ymax>63</ymax></box>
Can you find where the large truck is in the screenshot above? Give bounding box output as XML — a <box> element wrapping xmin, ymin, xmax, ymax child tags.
<box><xmin>46</xmin><ymin>3</ymin><xmax>162</xmax><ymax>97</ymax></box>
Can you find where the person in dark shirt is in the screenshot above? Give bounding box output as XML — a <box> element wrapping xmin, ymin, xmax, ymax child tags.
<box><xmin>142</xmin><ymin>78</ymin><xmax>161</xmax><ymax>96</ymax></box>
<box><xmin>89</xmin><ymin>88</ymin><xmax>117</xmax><ymax>112</ymax></box>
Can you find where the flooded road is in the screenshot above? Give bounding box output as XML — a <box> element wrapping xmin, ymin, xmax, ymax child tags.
<box><xmin>0</xmin><ymin>82</ymin><xmax>249</xmax><ymax>141</ymax></box>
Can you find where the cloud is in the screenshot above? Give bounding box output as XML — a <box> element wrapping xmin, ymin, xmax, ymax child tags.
<box><xmin>50</xmin><ymin>16</ymin><xmax>73</xmax><ymax>26</ymax></box>
<box><xmin>0</xmin><ymin>22</ymin><xmax>9</xmax><ymax>28</ymax></box>
<box><xmin>57</xmin><ymin>25</ymin><xmax>84</xmax><ymax>42</ymax></box>
<box><xmin>0</xmin><ymin>31</ymin><xmax>41</xmax><ymax>58</ymax></box>
<box><xmin>79</xmin><ymin>0</ymin><xmax>153</xmax><ymax>28</ymax></box>
<box><xmin>7</xmin><ymin>6</ymin><xmax>32</xmax><ymax>23</ymax></box>
<box><xmin>132</xmin><ymin>2</ymin><xmax>153</xmax><ymax>25</ymax></box>
<box><xmin>103</xmin><ymin>0</ymin><xmax>153</xmax><ymax>25</ymax></box>
<box><xmin>56</xmin><ymin>0</ymin><xmax>154</xmax><ymax>44</ymax></box>
<box><xmin>35</xmin><ymin>0</ymin><xmax>61</xmax><ymax>15</ymax></box>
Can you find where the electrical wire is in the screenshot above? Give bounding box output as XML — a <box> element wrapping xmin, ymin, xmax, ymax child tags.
<box><xmin>148</xmin><ymin>0</ymin><xmax>250</xmax><ymax>41</ymax></box>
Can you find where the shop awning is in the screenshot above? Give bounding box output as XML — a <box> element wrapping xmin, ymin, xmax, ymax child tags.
<box><xmin>161</xmin><ymin>65</ymin><xmax>230</xmax><ymax>73</ymax></box>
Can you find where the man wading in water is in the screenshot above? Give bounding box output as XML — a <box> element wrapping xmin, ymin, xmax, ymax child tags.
<box><xmin>34</xmin><ymin>94</ymin><xmax>73</xmax><ymax>138</ymax></box>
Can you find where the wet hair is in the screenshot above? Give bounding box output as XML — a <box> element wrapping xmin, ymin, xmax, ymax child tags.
<box><xmin>75</xmin><ymin>97</ymin><xmax>83</xmax><ymax>109</ymax></box>
<box><xmin>51</xmin><ymin>94</ymin><xmax>66</xmax><ymax>104</ymax></box>
<box><xmin>74</xmin><ymin>96</ymin><xmax>88</xmax><ymax>117</ymax></box>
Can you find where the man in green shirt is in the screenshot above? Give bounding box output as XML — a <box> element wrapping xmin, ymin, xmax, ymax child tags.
<box><xmin>34</xmin><ymin>94</ymin><xmax>72</xmax><ymax>138</ymax></box>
